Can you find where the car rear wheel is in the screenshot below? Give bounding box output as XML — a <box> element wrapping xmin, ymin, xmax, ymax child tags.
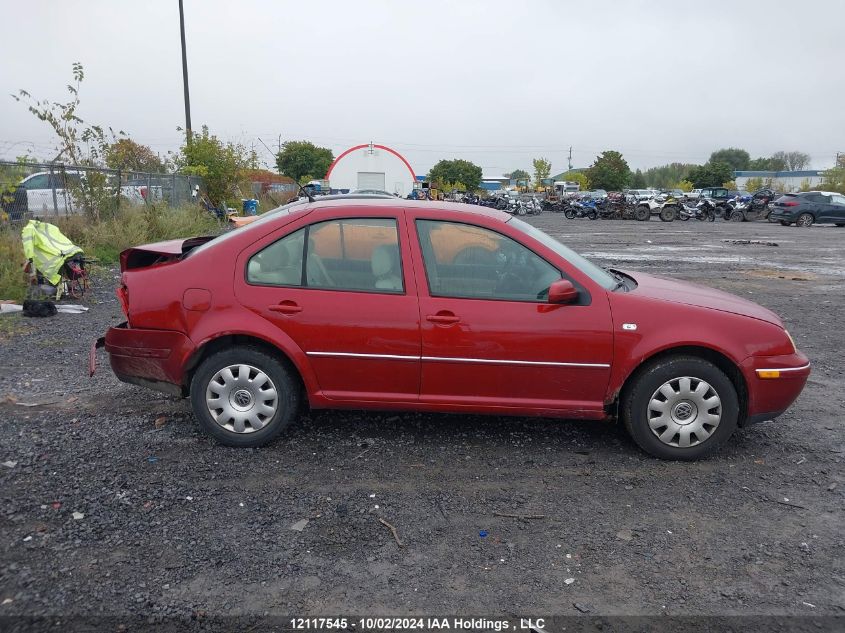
<box><xmin>622</xmin><ymin>356</ymin><xmax>739</xmax><ymax>460</ymax></box>
<box><xmin>796</xmin><ymin>213</ymin><xmax>814</xmax><ymax>227</ymax></box>
<box><xmin>190</xmin><ymin>347</ymin><xmax>300</xmax><ymax>447</ymax></box>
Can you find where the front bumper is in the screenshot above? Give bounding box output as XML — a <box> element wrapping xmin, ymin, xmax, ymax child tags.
<box><xmin>740</xmin><ymin>351</ymin><xmax>810</xmax><ymax>423</ymax></box>
<box><xmin>91</xmin><ymin>322</ymin><xmax>196</xmax><ymax>396</ymax></box>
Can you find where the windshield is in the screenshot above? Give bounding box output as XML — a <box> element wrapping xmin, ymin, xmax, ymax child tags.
<box><xmin>508</xmin><ymin>218</ymin><xmax>617</xmax><ymax>290</ymax></box>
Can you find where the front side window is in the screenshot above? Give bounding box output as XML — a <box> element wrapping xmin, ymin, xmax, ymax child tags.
<box><xmin>416</xmin><ymin>220</ymin><xmax>561</xmax><ymax>301</ymax></box>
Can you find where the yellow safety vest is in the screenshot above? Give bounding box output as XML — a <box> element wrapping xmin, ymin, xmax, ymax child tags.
<box><xmin>21</xmin><ymin>220</ymin><xmax>83</xmax><ymax>286</ymax></box>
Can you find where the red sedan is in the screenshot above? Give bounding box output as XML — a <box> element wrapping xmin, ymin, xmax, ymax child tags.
<box><xmin>94</xmin><ymin>198</ymin><xmax>810</xmax><ymax>459</ymax></box>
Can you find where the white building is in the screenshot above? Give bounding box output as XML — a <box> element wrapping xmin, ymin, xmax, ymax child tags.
<box><xmin>734</xmin><ymin>170</ymin><xmax>825</xmax><ymax>192</ymax></box>
<box><xmin>325</xmin><ymin>142</ymin><xmax>417</xmax><ymax>196</ymax></box>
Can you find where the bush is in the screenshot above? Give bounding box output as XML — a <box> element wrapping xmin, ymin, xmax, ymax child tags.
<box><xmin>0</xmin><ymin>205</ymin><xmax>221</xmax><ymax>301</ymax></box>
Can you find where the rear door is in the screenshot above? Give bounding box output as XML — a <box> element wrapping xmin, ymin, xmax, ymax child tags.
<box><xmin>234</xmin><ymin>207</ymin><xmax>421</xmax><ymax>402</ymax></box>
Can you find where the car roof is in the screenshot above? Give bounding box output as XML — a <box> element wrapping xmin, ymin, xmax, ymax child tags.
<box><xmin>300</xmin><ymin>196</ymin><xmax>512</xmax><ymax>221</ymax></box>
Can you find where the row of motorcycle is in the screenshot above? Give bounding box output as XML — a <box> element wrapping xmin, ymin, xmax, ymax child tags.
<box><xmin>461</xmin><ymin>190</ymin><xmax>778</xmax><ymax>223</ymax></box>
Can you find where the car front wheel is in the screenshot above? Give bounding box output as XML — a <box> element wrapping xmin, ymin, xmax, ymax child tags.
<box><xmin>190</xmin><ymin>347</ymin><xmax>300</xmax><ymax>447</ymax></box>
<box><xmin>622</xmin><ymin>356</ymin><xmax>739</xmax><ymax>460</ymax></box>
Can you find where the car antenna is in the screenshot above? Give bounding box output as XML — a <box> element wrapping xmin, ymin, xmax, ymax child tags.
<box><xmin>296</xmin><ymin>181</ymin><xmax>315</xmax><ymax>203</ymax></box>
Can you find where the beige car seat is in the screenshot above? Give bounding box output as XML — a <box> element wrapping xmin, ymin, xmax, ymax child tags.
<box><xmin>371</xmin><ymin>244</ymin><xmax>402</xmax><ymax>291</ymax></box>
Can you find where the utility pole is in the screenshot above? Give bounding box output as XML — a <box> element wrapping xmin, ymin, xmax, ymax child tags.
<box><xmin>568</xmin><ymin>146</ymin><xmax>572</xmax><ymax>172</ymax></box>
<box><xmin>178</xmin><ymin>0</ymin><xmax>192</xmax><ymax>146</ymax></box>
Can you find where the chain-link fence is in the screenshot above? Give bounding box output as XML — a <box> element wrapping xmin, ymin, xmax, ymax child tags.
<box><xmin>0</xmin><ymin>161</ymin><xmax>203</xmax><ymax>224</ymax></box>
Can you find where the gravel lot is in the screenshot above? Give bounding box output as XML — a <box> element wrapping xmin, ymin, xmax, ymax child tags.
<box><xmin>0</xmin><ymin>217</ymin><xmax>843</xmax><ymax>625</ymax></box>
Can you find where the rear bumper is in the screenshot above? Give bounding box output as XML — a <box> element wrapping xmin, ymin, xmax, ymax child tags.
<box><xmin>94</xmin><ymin>322</ymin><xmax>196</xmax><ymax>395</ymax></box>
<box><xmin>740</xmin><ymin>351</ymin><xmax>810</xmax><ymax>423</ymax></box>
<box><xmin>768</xmin><ymin>210</ymin><xmax>798</xmax><ymax>222</ymax></box>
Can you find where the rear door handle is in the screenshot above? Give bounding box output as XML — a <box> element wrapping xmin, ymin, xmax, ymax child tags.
<box><xmin>268</xmin><ymin>301</ymin><xmax>302</xmax><ymax>315</ymax></box>
<box><xmin>426</xmin><ymin>313</ymin><xmax>460</xmax><ymax>325</ymax></box>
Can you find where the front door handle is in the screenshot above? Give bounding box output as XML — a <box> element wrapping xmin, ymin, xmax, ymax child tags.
<box><xmin>426</xmin><ymin>312</ymin><xmax>460</xmax><ymax>325</ymax></box>
<box><xmin>268</xmin><ymin>301</ymin><xmax>302</xmax><ymax>315</ymax></box>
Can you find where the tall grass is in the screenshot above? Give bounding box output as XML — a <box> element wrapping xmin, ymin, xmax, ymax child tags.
<box><xmin>0</xmin><ymin>204</ymin><xmax>222</xmax><ymax>301</ymax></box>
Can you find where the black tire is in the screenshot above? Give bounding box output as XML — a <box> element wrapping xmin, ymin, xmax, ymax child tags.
<box><xmin>707</xmin><ymin>211</ymin><xmax>715</xmax><ymax>222</ymax></box>
<box><xmin>564</xmin><ymin>209</ymin><xmax>575</xmax><ymax>219</ymax></box>
<box><xmin>621</xmin><ymin>356</ymin><xmax>739</xmax><ymax>460</ymax></box>
<box><xmin>796</xmin><ymin>212</ymin><xmax>814</xmax><ymax>227</ymax></box>
<box><xmin>780</xmin><ymin>220</ymin><xmax>791</xmax><ymax>226</ymax></box>
<box><xmin>635</xmin><ymin>206</ymin><xmax>650</xmax><ymax>221</ymax></box>
<box><xmin>835</xmin><ymin>223</ymin><xmax>845</xmax><ymax>227</ymax></box>
<box><xmin>729</xmin><ymin>210</ymin><xmax>744</xmax><ymax>222</ymax></box>
<box><xmin>587</xmin><ymin>210</ymin><xmax>598</xmax><ymax>220</ymax></box>
<box><xmin>190</xmin><ymin>346</ymin><xmax>300</xmax><ymax>447</ymax></box>
<box><xmin>659</xmin><ymin>206</ymin><xmax>676</xmax><ymax>222</ymax></box>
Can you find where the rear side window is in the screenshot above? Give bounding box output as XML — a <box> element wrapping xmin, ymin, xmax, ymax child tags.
<box><xmin>306</xmin><ymin>218</ymin><xmax>403</xmax><ymax>292</ymax></box>
<box><xmin>246</xmin><ymin>218</ymin><xmax>403</xmax><ymax>294</ymax></box>
<box><xmin>831</xmin><ymin>194</ymin><xmax>845</xmax><ymax>206</ymax></box>
<box><xmin>247</xmin><ymin>228</ymin><xmax>305</xmax><ymax>286</ymax></box>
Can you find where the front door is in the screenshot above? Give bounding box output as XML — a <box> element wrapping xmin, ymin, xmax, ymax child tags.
<box><xmin>235</xmin><ymin>211</ymin><xmax>420</xmax><ymax>402</ymax></box>
<box><xmin>409</xmin><ymin>218</ymin><xmax>613</xmax><ymax>413</ymax></box>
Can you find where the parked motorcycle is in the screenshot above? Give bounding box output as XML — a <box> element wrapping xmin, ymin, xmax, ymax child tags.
<box><xmin>678</xmin><ymin>201</ymin><xmax>715</xmax><ymax>221</ymax></box>
<box><xmin>565</xmin><ymin>200</ymin><xmax>598</xmax><ymax>220</ymax></box>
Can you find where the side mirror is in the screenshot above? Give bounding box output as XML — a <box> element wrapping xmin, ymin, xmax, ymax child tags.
<box><xmin>548</xmin><ymin>279</ymin><xmax>579</xmax><ymax>304</ymax></box>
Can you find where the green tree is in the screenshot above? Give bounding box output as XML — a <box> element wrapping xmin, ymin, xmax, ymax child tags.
<box><xmin>106</xmin><ymin>138</ymin><xmax>164</xmax><ymax>172</ymax></box>
<box><xmin>642</xmin><ymin>163</ymin><xmax>697</xmax><ymax>188</ymax></box>
<box><xmin>505</xmin><ymin>169</ymin><xmax>530</xmax><ymax>181</ymax></box>
<box><xmin>748</xmin><ymin>156</ymin><xmax>783</xmax><ymax>171</ymax></box>
<box><xmin>773</xmin><ymin>150</ymin><xmax>811</xmax><ymax>171</ymax></box>
<box><xmin>532</xmin><ymin>157</ymin><xmax>552</xmax><ymax>187</ymax></box>
<box><xmin>687</xmin><ymin>161</ymin><xmax>733</xmax><ymax>188</ymax></box>
<box><xmin>821</xmin><ymin>156</ymin><xmax>845</xmax><ymax>193</ymax></box>
<box><xmin>676</xmin><ymin>179</ymin><xmax>694</xmax><ymax>192</ymax></box>
<box><xmin>709</xmin><ymin>148</ymin><xmax>750</xmax><ymax>171</ymax></box>
<box><xmin>630</xmin><ymin>169</ymin><xmax>646</xmax><ymax>188</ymax></box>
<box><xmin>585</xmin><ymin>150</ymin><xmax>631</xmax><ymax>191</ymax></box>
<box><xmin>744</xmin><ymin>176</ymin><xmax>765</xmax><ymax>192</ymax></box>
<box><xmin>556</xmin><ymin>171</ymin><xmax>591</xmax><ymax>191</ymax></box>
<box><xmin>176</xmin><ymin>125</ymin><xmax>252</xmax><ymax>204</ymax></box>
<box><xmin>12</xmin><ymin>62</ymin><xmax>125</xmax><ymax>219</ymax></box>
<box><xmin>428</xmin><ymin>159</ymin><xmax>483</xmax><ymax>192</ymax></box>
<box><xmin>275</xmin><ymin>141</ymin><xmax>334</xmax><ymax>182</ymax></box>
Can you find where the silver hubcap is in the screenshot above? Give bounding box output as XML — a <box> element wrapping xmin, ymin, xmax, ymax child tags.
<box><xmin>648</xmin><ymin>376</ymin><xmax>721</xmax><ymax>448</ymax></box>
<box><xmin>206</xmin><ymin>364</ymin><xmax>278</xmax><ymax>433</ymax></box>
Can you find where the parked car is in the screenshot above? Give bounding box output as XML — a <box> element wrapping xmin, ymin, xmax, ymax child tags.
<box><xmin>768</xmin><ymin>191</ymin><xmax>845</xmax><ymax>227</ymax></box>
<box><xmin>626</xmin><ymin>189</ymin><xmax>654</xmax><ymax>203</ymax></box>
<box><xmin>686</xmin><ymin>189</ymin><xmax>702</xmax><ymax>199</ymax></box>
<box><xmin>94</xmin><ymin>199</ymin><xmax>810</xmax><ymax>460</ymax></box>
<box><xmin>9</xmin><ymin>171</ymin><xmax>152</xmax><ymax>217</ymax></box>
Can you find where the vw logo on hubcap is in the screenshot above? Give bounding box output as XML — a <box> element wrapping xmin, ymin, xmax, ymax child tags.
<box><xmin>673</xmin><ymin>401</ymin><xmax>695</xmax><ymax>422</ymax></box>
<box><xmin>232</xmin><ymin>389</ymin><xmax>253</xmax><ymax>409</ymax></box>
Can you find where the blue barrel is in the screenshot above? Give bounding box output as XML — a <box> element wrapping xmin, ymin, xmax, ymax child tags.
<box><xmin>242</xmin><ymin>198</ymin><xmax>258</xmax><ymax>215</ymax></box>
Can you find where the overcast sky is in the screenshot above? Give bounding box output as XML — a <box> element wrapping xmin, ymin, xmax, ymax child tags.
<box><xmin>1</xmin><ymin>0</ymin><xmax>843</xmax><ymax>176</ymax></box>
